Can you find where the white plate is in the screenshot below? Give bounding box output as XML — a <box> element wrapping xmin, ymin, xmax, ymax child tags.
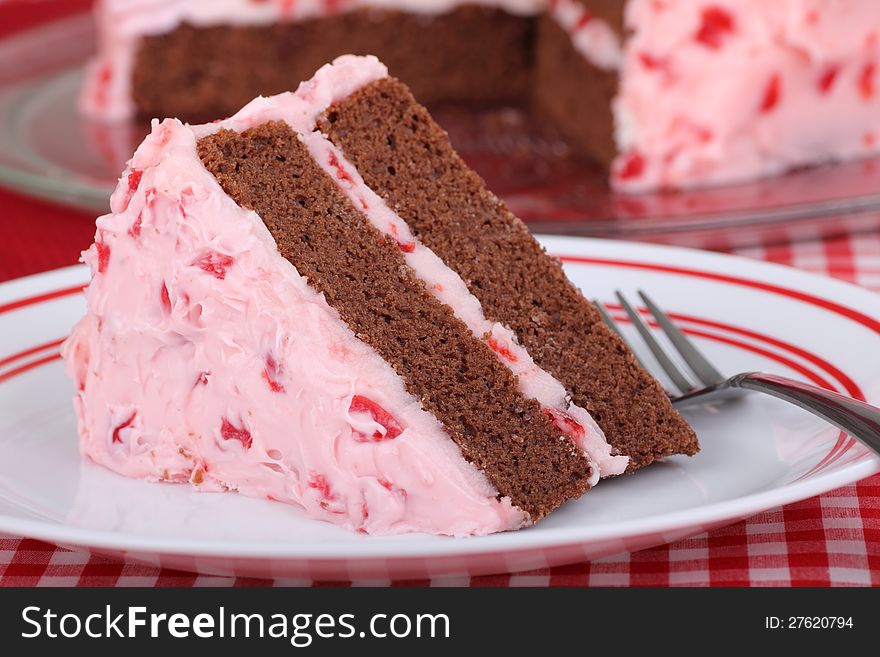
<box><xmin>1</xmin><ymin>237</ymin><xmax>879</xmax><ymax>580</ymax></box>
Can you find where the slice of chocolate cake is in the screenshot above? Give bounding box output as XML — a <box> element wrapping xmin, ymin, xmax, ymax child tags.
<box><xmin>64</xmin><ymin>56</ymin><xmax>697</xmax><ymax>537</ymax></box>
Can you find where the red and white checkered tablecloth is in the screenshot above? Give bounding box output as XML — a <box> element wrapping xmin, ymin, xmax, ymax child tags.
<box><xmin>1</xmin><ymin>0</ymin><xmax>879</xmax><ymax>588</ymax></box>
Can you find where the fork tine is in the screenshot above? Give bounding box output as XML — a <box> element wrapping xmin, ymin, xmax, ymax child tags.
<box><xmin>594</xmin><ymin>299</ymin><xmax>623</xmax><ymax>338</ymax></box>
<box><xmin>638</xmin><ymin>290</ymin><xmax>725</xmax><ymax>386</ymax></box>
<box><xmin>615</xmin><ymin>291</ymin><xmax>695</xmax><ymax>395</ymax></box>
<box><xmin>593</xmin><ymin>299</ymin><xmax>649</xmax><ymax>371</ymax></box>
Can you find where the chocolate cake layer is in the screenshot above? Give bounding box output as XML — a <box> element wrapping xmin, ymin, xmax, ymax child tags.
<box><xmin>197</xmin><ymin>121</ymin><xmax>594</xmax><ymax>519</ymax></box>
<box><xmin>133</xmin><ymin>7</ymin><xmax>533</xmax><ymax>123</ymax></box>
<box><xmin>318</xmin><ymin>79</ymin><xmax>699</xmax><ymax>471</ymax></box>
<box><xmin>533</xmin><ymin>14</ymin><xmax>618</xmax><ymax>168</ymax></box>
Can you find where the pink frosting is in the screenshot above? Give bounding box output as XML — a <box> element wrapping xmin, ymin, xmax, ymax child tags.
<box><xmin>603</xmin><ymin>0</ymin><xmax>880</xmax><ymax>191</ymax></box>
<box><xmin>80</xmin><ymin>0</ymin><xmax>545</xmax><ymax>121</ymax></box>
<box><xmin>64</xmin><ymin>56</ymin><xmax>534</xmax><ymax>537</ymax></box>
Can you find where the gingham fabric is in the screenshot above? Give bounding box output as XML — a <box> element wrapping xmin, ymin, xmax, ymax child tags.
<box><xmin>1</xmin><ymin>1</ymin><xmax>879</xmax><ymax>588</ymax></box>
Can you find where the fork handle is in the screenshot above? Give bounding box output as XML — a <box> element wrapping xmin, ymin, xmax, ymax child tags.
<box><xmin>730</xmin><ymin>372</ymin><xmax>880</xmax><ymax>457</ymax></box>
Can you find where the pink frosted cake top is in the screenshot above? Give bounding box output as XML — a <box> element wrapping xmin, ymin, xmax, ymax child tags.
<box><xmin>549</xmin><ymin>0</ymin><xmax>880</xmax><ymax>192</ymax></box>
<box><xmin>64</xmin><ymin>55</ymin><xmax>626</xmax><ymax>537</ymax></box>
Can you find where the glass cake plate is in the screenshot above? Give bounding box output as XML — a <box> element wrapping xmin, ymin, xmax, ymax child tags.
<box><xmin>3</xmin><ymin>13</ymin><xmax>880</xmax><ymax>249</ymax></box>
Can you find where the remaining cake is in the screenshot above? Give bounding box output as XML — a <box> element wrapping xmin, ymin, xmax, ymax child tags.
<box><xmin>82</xmin><ymin>0</ymin><xmax>880</xmax><ymax>192</ymax></box>
<box><xmin>536</xmin><ymin>0</ymin><xmax>880</xmax><ymax>191</ymax></box>
<box><xmin>64</xmin><ymin>56</ymin><xmax>697</xmax><ymax>537</ymax></box>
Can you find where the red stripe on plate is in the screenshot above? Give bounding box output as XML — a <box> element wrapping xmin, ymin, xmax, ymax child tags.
<box><xmin>559</xmin><ymin>255</ymin><xmax>880</xmax><ymax>335</ymax></box>
<box><xmin>798</xmin><ymin>434</ymin><xmax>852</xmax><ymax>480</ymax></box>
<box><xmin>667</xmin><ymin>312</ymin><xmax>864</xmax><ymax>402</ymax></box>
<box><xmin>609</xmin><ymin>313</ymin><xmax>855</xmax><ymax>474</ymax></box>
<box><xmin>608</xmin><ymin>314</ymin><xmax>838</xmax><ymax>391</ymax></box>
<box><xmin>0</xmin><ymin>285</ymin><xmax>84</xmax><ymax>316</ymax></box>
<box><xmin>0</xmin><ymin>353</ymin><xmax>63</xmax><ymax>384</ymax></box>
<box><xmin>0</xmin><ymin>338</ymin><xmax>66</xmax><ymax>369</ymax></box>
<box><xmin>603</xmin><ymin>303</ymin><xmax>864</xmax><ymax>401</ymax></box>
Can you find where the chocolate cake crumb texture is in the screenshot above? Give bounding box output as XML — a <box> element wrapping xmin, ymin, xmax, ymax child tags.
<box><xmin>198</xmin><ymin>121</ymin><xmax>596</xmax><ymax>519</ymax></box>
<box><xmin>318</xmin><ymin>78</ymin><xmax>699</xmax><ymax>471</ymax></box>
<box><xmin>134</xmin><ymin>7</ymin><xmax>533</xmax><ymax>123</ymax></box>
<box><xmin>533</xmin><ymin>14</ymin><xmax>619</xmax><ymax>167</ymax></box>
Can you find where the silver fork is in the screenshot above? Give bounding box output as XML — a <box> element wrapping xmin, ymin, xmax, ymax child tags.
<box><xmin>595</xmin><ymin>290</ymin><xmax>880</xmax><ymax>457</ymax></box>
